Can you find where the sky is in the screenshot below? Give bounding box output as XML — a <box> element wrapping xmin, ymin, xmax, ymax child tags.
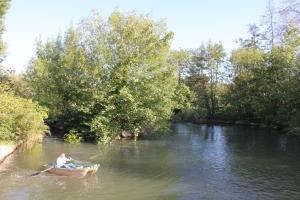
<box><xmin>2</xmin><ymin>0</ymin><xmax>272</xmax><ymax>72</ymax></box>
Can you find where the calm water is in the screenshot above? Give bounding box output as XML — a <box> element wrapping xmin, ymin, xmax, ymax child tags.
<box><xmin>1</xmin><ymin>123</ymin><xmax>300</xmax><ymax>200</ymax></box>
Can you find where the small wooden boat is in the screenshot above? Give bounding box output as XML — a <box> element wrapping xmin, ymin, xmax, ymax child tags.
<box><xmin>47</xmin><ymin>164</ymin><xmax>100</xmax><ymax>177</ymax></box>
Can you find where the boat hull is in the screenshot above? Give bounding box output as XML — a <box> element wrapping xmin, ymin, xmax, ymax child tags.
<box><xmin>47</xmin><ymin>164</ymin><xmax>99</xmax><ymax>177</ymax></box>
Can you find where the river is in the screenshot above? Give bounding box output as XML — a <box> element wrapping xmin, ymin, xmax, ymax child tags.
<box><xmin>0</xmin><ymin>123</ymin><xmax>300</xmax><ymax>200</ymax></box>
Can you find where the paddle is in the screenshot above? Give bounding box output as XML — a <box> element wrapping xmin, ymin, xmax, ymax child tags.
<box><xmin>69</xmin><ymin>157</ymin><xmax>89</xmax><ymax>164</ymax></box>
<box><xmin>88</xmin><ymin>153</ymin><xmax>103</xmax><ymax>160</ymax></box>
<box><xmin>30</xmin><ymin>166</ymin><xmax>54</xmax><ymax>176</ymax></box>
<box><xmin>69</xmin><ymin>157</ymin><xmax>98</xmax><ymax>169</ymax></box>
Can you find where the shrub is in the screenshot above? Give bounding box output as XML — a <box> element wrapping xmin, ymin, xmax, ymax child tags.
<box><xmin>0</xmin><ymin>83</ymin><xmax>48</xmax><ymax>144</ymax></box>
<box><xmin>64</xmin><ymin>130</ymin><xmax>82</xmax><ymax>144</ymax></box>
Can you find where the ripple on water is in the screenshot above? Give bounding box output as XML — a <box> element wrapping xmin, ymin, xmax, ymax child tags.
<box><xmin>1</xmin><ymin>123</ymin><xmax>300</xmax><ymax>199</ymax></box>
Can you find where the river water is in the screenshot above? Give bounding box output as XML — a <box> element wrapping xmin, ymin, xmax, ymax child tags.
<box><xmin>0</xmin><ymin>123</ymin><xmax>300</xmax><ymax>200</ymax></box>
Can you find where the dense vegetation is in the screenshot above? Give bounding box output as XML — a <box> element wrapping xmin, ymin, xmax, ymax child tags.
<box><xmin>27</xmin><ymin>12</ymin><xmax>182</xmax><ymax>143</ymax></box>
<box><xmin>173</xmin><ymin>1</ymin><xmax>300</xmax><ymax>135</ymax></box>
<box><xmin>0</xmin><ymin>0</ymin><xmax>10</xmax><ymax>55</ymax></box>
<box><xmin>0</xmin><ymin>0</ymin><xmax>48</xmax><ymax>144</ymax></box>
<box><xmin>1</xmin><ymin>0</ymin><xmax>299</xmax><ymax>145</ymax></box>
<box><xmin>0</xmin><ymin>85</ymin><xmax>48</xmax><ymax>143</ymax></box>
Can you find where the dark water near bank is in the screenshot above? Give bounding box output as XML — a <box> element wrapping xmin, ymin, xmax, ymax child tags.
<box><xmin>1</xmin><ymin>123</ymin><xmax>300</xmax><ymax>200</ymax></box>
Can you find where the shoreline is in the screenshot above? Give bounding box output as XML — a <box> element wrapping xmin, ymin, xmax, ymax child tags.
<box><xmin>0</xmin><ymin>144</ymin><xmax>17</xmax><ymax>164</ymax></box>
<box><xmin>175</xmin><ymin>119</ymin><xmax>282</xmax><ymax>130</ymax></box>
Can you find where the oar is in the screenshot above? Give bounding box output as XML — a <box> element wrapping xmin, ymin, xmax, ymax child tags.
<box><xmin>88</xmin><ymin>153</ymin><xmax>102</xmax><ymax>160</ymax></box>
<box><xmin>30</xmin><ymin>166</ymin><xmax>54</xmax><ymax>176</ymax></box>
<box><xmin>69</xmin><ymin>157</ymin><xmax>88</xmax><ymax>164</ymax></box>
<box><xmin>69</xmin><ymin>157</ymin><xmax>96</xmax><ymax>168</ymax></box>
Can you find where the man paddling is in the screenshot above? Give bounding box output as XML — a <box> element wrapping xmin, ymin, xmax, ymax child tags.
<box><xmin>56</xmin><ymin>153</ymin><xmax>77</xmax><ymax>168</ymax></box>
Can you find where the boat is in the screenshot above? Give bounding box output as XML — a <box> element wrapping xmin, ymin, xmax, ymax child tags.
<box><xmin>47</xmin><ymin>163</ymin><xmax>100</xmax><ymax>177</ymax></box>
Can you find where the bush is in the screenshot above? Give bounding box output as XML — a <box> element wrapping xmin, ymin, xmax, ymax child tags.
<box><xmin>0</xmin><ymin>84</ymin><xmax>48</xmax><ymax>144</ymax></box>
<box><xmin>64</xmin><ymin>130</ymin><xmax>82</xmax><ymax>144</ymax></box>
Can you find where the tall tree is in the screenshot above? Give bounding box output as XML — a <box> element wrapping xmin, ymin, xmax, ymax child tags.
<box><xmin>261</xmin><ymin>0</ymin><xmax>277</xmax><ymax>50</ymax></box>
<box><xmin>190</xmin><ymin>41</ymin><xmax>226</xmax><ymax>119</ymax></box>
<box><xmin>28</xmin><ymin>11</ymin><xmax>179</xmax><ymax>143</ymax></box>
<box><xmin>229</xmin><ymin>47</ymin><xmax>266</xmax><ymax>121</ymax></box>
<box><xmin>169</xmin><ymin>49</ymin><xmax>191</xmax><ymax>81</ymax></box>
<box><xmin>238</xmin><ymin>24</ymin><xmax>262</xmax><ymax>49</ymax></box>
<box><xmin>0</xmin><ymin>0</ymin><xmax>10</xmax><ymax>56</ymax></box>
<box><xmin>0</xmin><ymin>0</ymin><xmax>48</xmax><ymax>144</ymax></box>
<box><xmin>279</xmin><ymin>0</ymin><xmax>300</xmax><ymax>26</ymax></box>
<box><xmin>0</xmin><ymin>0</ymin><xmax>10</xmax><ymax>82</ymax></box>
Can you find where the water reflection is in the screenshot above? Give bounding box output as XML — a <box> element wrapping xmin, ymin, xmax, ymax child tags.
<box><xmin>0</xmin><ymin>123</ymin><xmax>300</xmax><ymax>200</ymax></box>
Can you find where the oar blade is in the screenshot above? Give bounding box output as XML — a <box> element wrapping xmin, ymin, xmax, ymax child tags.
<box><xmin>29</xmin><ymin>166</ymin><xmax>53</xmax><ymax>177</ymax></box>
<box><xmin>30</xmin><ymin>172</ymin><xmax>40</xmax><ymax>176</ymax></box>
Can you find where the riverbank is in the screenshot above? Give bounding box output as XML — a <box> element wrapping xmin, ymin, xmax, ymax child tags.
<box><xmin>179</xmin><ymin>118</ymin><xmax>282</xmax><ymax>130</ymax></box>
<box><xmin>0</xmin><ymin>144</ymin><xmax>16</xmax><ymax>164</ymax></box>
<box><xmin>185</xmin><ymin>119</ymin><xmax>300</xmax><ymax>137</ymax></box>
<box><xmin>0</xmin><ymin>137</ymin><xmax>47</xmax><ymax>165</ymax></box>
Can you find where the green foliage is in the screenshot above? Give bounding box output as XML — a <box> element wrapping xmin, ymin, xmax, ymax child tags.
<box><xmin>226</xmin><ymin>47</ymin><xmax>267</xmax><ymax>121</ymax></box>
<box><xmin>0</xmin><ymin>1</ymin><xmax>48</xmax><ymax>144</ymax></box>
<box><xmin>64</xmin><ymin>130</ymin><xmax>82</xmax><ymax>144</ymax></box>
<box><xmin>225</xmin><ymin>22</ymin><xmax>300</xmax><ymax>126</ymax></box>
<box><xmin>172</xmin><ymin>12</ymin><xmax>300</xmax><ymax>135</ymax></box>
<box><xmin>169</xmin><ymin>49</ymin><xmax>191</xmax><ymax>80</ymax></box>
<box><xmin>186</xmin><ymin>41</ymin><xmax>226</xmax><ymax>119</ymax></box>
<box><xmin>0</xmin><ymin>83</ymin><xmax>48</xmax><ymax>143</ymax></box>
<box><xmin>28</xmin><ymin>11</ymin><xmax>180</xmax><ymax>143</ymax></box>
<box><xmin>0</xmin><ymin>0</ymin><xmax>10</xmax><ymax>55</ymax></box>
<box><xmin>9</xmin><ymin>73</ymin><xmax>33</xmax><ymax>98</ymax></box>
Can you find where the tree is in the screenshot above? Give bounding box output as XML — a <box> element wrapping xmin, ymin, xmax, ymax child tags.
<box><xmin>228</xmin><ymin>47</ymin><xmax>267</xmax><ymax>121</ymax></box>
<box><xmin>275</xmin><ymin>22</ymin><xmax>300</xmax><ymax>125</ymax></box>
<box><xmin>227</xmin><ymin>19</ymin><xmax>300</xmax><ymax>126</ymax></box>
<box><xmin>0</xmin><ymin>0</ymin><xmax>10</xmax><ymax>82</ymax></box>
<box><xmin>279</xmin><ymin>0</ymin><xmax>300</xmax><ymax>26</ymax></box>
<box><xmin>167</xmin><ymin>50</ymin><xmax>192</xmax><ymax>113</ymax></box>
<box><xmin>0</xmin><ymin>0</ymin><xmax>48</xmax><ymax>144</ymax></box>
<box><xmin>238</xmin><ymin>24</ymin><xmax>262</xmax><ymax>49</ymax></box>
<box><xmin>0</xmin><ymin>84</ymin><xmax>48</xmax><ymax>143</ymax></box>
<box><xmin>0</xmin><ymin>0</ymin><xmax>10</xmax><ymax>56</ymax></box>
<box><xmin>28</xmin><ymin>11</ymin><xmax>180</xmax><ymax>143</ymax></box>
<box><xmin>169</xmin><ymin>49</ymin><xmax>191</xmax><ymax>81</ymax></box>
<box><xmin>261</xmin><ymin>0</ymin><xmax>277</xmax><ymax>50</ymax></box>
<box><xmin>191</xmin><ymin>41</ymin><xmax>226</xmax><ymax>119</ymax></box>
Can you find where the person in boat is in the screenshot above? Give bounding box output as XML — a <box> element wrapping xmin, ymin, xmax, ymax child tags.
<box><xmin>56</xmin><ymin>153</ymin><xmax>77</xmax><ymax>169</ymax></box>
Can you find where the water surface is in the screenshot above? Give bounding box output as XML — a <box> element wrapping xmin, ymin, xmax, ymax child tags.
<box><xmin>1</xmin><ymin>123</ymin><xmax>300</xmax><ymax>199</ymax></box>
